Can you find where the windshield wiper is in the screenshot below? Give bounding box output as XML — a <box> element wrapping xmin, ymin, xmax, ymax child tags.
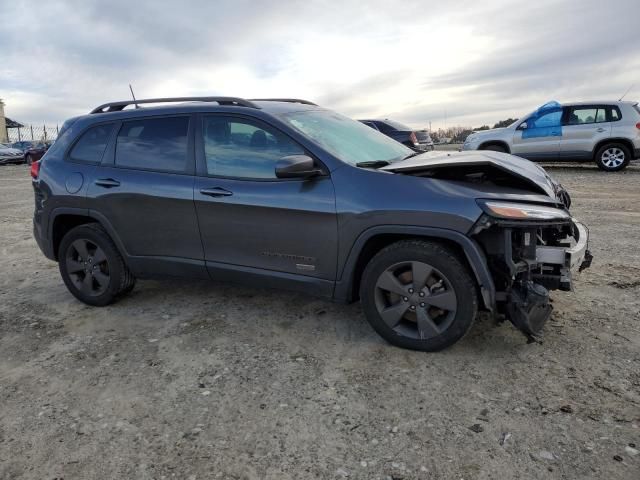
<box><xmin>355</xmin><ymin>160</ymin><xmax>391</xmax><ymax>168</ymax></box>
<box><xmin>401</xmin><ymin>151</ymin><xmax>423</xmax><ymax>160</ymax></box>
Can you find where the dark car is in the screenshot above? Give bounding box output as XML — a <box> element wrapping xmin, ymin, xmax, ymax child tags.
<box><xmin>11</xmin><ymin>140</ymin><xmax>38</xmax><ymax>153</ymax></box>
<box><xmin>31</xmin><ymin>97</ymin><xmax>591</xmax><ymax>351</ymax></box>
<box><xmin>24</xmin><ymin>141</ymin><xmax>53</xmax><ymax>165</ymax></box>
<box><xmin>359</xmin><ymin>119</ymin><xmax>434</xmax><ymax>152</ymax></box>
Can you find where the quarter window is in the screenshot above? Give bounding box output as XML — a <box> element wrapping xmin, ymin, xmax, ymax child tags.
<box><xmin>115</xmin><ymin>117</ymin><xmax>189</xmax><ymax>173</ymax></box>
<box><xmin>69</xmin><ymin>123</ymin><xmax>114</xmax><ymax>163</ymax></box>
<box><xmin>202</xmin><ymin>116</ymin><xmax>304</xmax><ymax>179</ymax></box>
<box><xmin>610</xmin><ymin>107</ymin><xmax>622</xmax><ymax>121</ymax></box>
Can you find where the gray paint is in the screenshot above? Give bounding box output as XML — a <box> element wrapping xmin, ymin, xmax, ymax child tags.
<box><xmin>32</xmin><ymin>100</ymin><xmax>569</xmax><ymax>306</ymax></box>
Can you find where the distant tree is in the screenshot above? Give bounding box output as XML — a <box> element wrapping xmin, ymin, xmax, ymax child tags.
<box><xmin>493</xmin><ymin>118</ymin><xmax>517</xmax><ymax>129</ymax></box>
<box><xmin>475</xmin><ymin>125</ymin><xmax>490</xmax><ymax>131</ymax></box>
<box><xmin>452</xmin><ymin>129</ymin><xmax>473</xmax><ymax>143</ymax></box>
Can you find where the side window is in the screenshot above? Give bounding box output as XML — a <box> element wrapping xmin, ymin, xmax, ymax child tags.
<box><xmin>115</xmin><ymin>116</ymin><xmax>189</xmax><ymax>173</ymax></box>
<box><xmin>610</xmin><ymin>107</ymin><xmax>622</xmax><ymax>121</ymax></box>
<box><xmin>69</xmin><ymin>123</ymin><xmax>114</xmax><ymax>164</ymax></box>
<box><xmin>529</xmin><ymin>110</ymin><xmax>562</xmax><ymax>128</ymax></box>
<box><xmin>376</xmin><ymin>122</ymin><xmax>393</xmax><ymax>134</ymax></box>
<box><xmin>202</xmin><ymin>116</ymin><xmax>305</xmax><ymax>179</ymax></box>
<box><xmin>566</xmin><ymin>107</ymin><xmax>607</xmax><ymax>125</ymax></box>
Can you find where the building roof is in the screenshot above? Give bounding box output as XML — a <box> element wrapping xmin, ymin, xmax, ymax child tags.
<box><xmin>5</xmin><ymin>117</ymin><xmax>24</xmax><ymax>128</ymax></box>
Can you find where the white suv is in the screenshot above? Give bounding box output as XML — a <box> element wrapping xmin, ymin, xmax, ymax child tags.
<box><xmin>463</xmin><ymin>101</ymin><xmax>640</xmax><ymax>171</ymax></box>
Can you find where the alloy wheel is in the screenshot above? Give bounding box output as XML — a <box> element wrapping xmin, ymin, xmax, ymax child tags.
<box><xmin>65</xmin><ymin>239</ymin><xmax>110</xmax><ymax>296</ymax></box>
<box><xmin>601</xmin><ymin>147</ymin><xmax>625</xmax><ymax>169</ymax></box>
<box><xmin>374</xmin><ymin>261</ymin><xmax>457</xmax><ymax>340</ymax></box>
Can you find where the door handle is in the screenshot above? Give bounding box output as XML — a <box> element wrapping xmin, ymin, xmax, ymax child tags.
<box><xmin>200</xmin><ymin>187</ymin><xmax>233</xmax><ymax>197</ymax></box>
<box><xmin>94</xmin><ymin>178</ymin><xmax>121</xmax><ymax>188</ymax></box>
<box><xmin>596</xmin><ymin>128</ymin><xmax>606</xmax><ymax>133</ymax></box>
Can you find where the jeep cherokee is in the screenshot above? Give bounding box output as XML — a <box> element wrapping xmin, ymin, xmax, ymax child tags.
<box><xmin>32</xmin><ymin>97</ymin><xmax>592</xmax><ymax>351</ymax></box>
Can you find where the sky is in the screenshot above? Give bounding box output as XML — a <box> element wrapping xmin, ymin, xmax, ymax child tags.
<box><xmin>1</xmin><ymin>0</ymin><xmax>639</xmax><ymax>130</ymax></box>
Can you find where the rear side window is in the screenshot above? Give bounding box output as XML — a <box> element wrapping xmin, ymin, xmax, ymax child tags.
<box><xmin>610</xmin><ymin>106</ymin><xmax>622</xmax><ymax>121</ymax></box>
<box><xmin>115</xmin><ymin>116</ymin><xmax>189</xmax><ymax>173</ymax></box>
<box><xmin>69</xmin><ymin>123</ymin><xmax>114</xmax><ymax>163</ymax></box>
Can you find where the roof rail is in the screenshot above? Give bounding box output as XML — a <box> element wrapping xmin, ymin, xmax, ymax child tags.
<box><xmin>90</xmin><ymin>96</ymin><xmax>259</xmax><ymax>114</ymax></box>
<box><xmin>249</xmin><ymin>98</ymin><xmax>317</xmax><ymax>106</ymax></box>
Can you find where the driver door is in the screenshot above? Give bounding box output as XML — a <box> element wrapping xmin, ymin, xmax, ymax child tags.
<box><xmin>193</xmin><ymin>114</ymin><xmax>338</xmax><ymax>294</ymax></box>
<box><xmin>511</xmin><ymin>108</ymin><xmax>563</xmax><ymax>159</ymax></box>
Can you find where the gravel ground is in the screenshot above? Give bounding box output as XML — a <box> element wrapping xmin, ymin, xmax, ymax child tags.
<box><xmin>1</xmin><ymin>161</ymin><xmax>639</xmax><ymax>480</ymax></box>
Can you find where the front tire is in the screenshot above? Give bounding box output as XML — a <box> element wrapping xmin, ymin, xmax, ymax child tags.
<box><xmin>58</xmin><ymin>223</ymin><xmax>135</xmax><ymax>306</ymax></box>
<box><xmin>360</xmin><ymin>240</ymin><xmax>478</xmax><ymax>351</ymax></box>
<box><xmin>595</xmin><ymin>143</ymin><xmax>630</xmax><ymax>172</ymax></box>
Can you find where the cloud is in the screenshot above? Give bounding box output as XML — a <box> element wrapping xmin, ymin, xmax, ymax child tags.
<box><xmin>0</xmin><ymin>0</ymin><xmax>638</xmax><ymax>129</ymax></box>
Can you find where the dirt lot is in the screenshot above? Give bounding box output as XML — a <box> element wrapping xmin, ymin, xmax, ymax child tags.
<box><xmin>1</xmin><ymin>161</ymin><xmax>639</xmax><ymax>480</ymax></box>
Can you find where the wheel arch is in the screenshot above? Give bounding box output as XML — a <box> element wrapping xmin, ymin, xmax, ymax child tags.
<box><xmin>334</xmin><ymin>225</ymin><xmax>495</xmax><ymax>311</ymax></box>
<box><xmin>478</xmin><ymin>140</ymin><xmax>511</xmax><ymax>153</ymax></box>
<box><xmin>49</xmin><ymin>208</ymin><xmax>128</xmax><ymax>261</ymax></box>
<box><xmin>593</xmin><ymin>138</ymin><xmax>634</xmax><ymax>159</ymax></box>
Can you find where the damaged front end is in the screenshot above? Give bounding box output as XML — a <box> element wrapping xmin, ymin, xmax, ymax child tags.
<box><xmin>471</xmin><ymin>201</ymin><xmax>592</xmax><ymax>341</ymax></box>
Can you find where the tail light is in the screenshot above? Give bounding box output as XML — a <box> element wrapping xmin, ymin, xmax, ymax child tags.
<box><xmin>636</xmin><ymin>122</ymin><xmax>640</xmax><ymax>130</ymax></box>
<box><xmin>30</xmin><ymin>160</ymin><xmax>40</xmax><ymax>179</ymax></box>
<box><xmin>409</xmin><ymin>132</ymin><xmax>418</xmax><ymax>145</ymax></box>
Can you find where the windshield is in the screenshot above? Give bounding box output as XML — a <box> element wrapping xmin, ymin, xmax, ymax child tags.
<box><xmin>280</xmin><ymin>110</ymin><xmax>412</xmax><ymax>166</ymax></box>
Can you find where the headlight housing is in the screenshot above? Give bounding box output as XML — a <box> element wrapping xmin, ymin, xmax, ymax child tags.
<box><xmin>478</xmin><ymin>200</ymin><xmax>571</xmax><ymax>221</ymax></box>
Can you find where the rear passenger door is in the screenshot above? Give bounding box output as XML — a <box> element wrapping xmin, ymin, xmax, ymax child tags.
<box><xmin>86</xmin><ymin>115</ymin><xmax>205</xmax><ymax>277</ymax></box>
<box><xmin>559</xmin><ymin>105</ymin><xmax>612</xmax><ymax>158</ymax></box>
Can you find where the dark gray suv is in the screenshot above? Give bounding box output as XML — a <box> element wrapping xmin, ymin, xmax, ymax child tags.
<box><xmin>32</xmin><ymin>97</ymin><xmax>592</xmax><ymax>351</ymax></box>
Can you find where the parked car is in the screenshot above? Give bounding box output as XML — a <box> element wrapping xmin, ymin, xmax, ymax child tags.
<box><xmin>359</xmin><ymin>119</ymin><xmax>434</xmax><ymax>152</ymax></box>
<box><xmin>11</xmin><ymin>140</ymin><xmax>39</xmax><ymax>153</ymax></box>
<box><xmin>24</xmin><ymin>141</ymin><xmax>52</xmax><ymax>165</ymax></box>
<box><xmin>0</xmin><ymin>144</ymin><xmax>25</xmax><ymax>164</ymax></box>
<box><xmin>463</xmin><ymin>100</ymin><xmax>640</xmax><ymax>171</ymax></box>
<box><xmin>32</xmin><ymin>96</ymin><xmax>591</xmax><ymax>351</ymax></box>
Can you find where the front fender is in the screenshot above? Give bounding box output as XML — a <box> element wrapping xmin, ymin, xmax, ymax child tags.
<box><xmin>333</xmin><ymin>225</ymin><xmax>495</xmax><ymax>311</ymax></box>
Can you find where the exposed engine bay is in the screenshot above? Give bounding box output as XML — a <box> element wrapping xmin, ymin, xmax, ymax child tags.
<box><xmin>382</xmin><ymin>152</ymin><xmax>593</xmax><ymax>341</ymax></box>
<box><xmin>471</xmin><ymin>215</ymin><xmax>592</xmax><ymax>340</ymax></box>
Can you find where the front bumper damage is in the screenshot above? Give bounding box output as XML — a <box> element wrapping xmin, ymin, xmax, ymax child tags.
<box><xmin>473</xmin><ymin>216</ymin><xmax>592</xmax><ymax>341</ymax></box>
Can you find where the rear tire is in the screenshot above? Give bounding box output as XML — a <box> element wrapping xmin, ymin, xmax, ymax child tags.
<box><xmin>58</xmin><ymin>223</ymin><xmax>135</xmax><ymax>306</ymax></box>
<box><xmin>360</xmin><ymin>240</ymin><xmax>478</xmax><ymax>352</ymax></box>
<box><xmin>595</xmin><ymin>143</ymin><xmax>630</xmax><ymax>172</ymax></box>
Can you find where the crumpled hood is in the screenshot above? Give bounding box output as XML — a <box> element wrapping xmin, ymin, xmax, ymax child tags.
<box><xmin>381</xmin><ymin>150</ymin><xmax>565</xmax><ymax>201</ymax></box>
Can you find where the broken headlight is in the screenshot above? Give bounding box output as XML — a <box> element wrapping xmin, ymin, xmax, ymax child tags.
<box><xmin>478</xmin><ymin>200</ymin><xmax>571</xmax><ymax>221</ymax></box>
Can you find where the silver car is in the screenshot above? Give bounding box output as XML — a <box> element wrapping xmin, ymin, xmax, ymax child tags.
<box><xmin>0</xmin><ymin>145</ymin><xmax>25</xmax><ymax>165</ymax></box>
<box><xmin>463</xmin><ymin>100</ymin><xmax>640</xmax><ymax>171</ymax></box>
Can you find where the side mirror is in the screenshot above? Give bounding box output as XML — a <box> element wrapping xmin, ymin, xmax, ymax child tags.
<box><xmin>275</xmin><ymin>155</ymin><xmax>323</xmax><ymax>179</ymax></box>
<box><xmin>518</xmin><ymin>121</ymin><xmax>528</xmax><ymax>130</ymax></box>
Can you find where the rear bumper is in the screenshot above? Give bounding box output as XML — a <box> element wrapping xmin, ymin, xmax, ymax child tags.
<box><xmin>413</xmin><ymin>143</ymin><xmax>435</xmax><ymax>152</ymax></box>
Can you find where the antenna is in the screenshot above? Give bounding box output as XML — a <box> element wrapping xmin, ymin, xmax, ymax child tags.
<box><xmin>619</xmin><ymin>84</ymin><xmax>634</xmax><ymax>101</ymax></box>
<box><xmin>129</xmin><ymin>84</ymin><xmax>140</xmax><ymax>109</ymax></box>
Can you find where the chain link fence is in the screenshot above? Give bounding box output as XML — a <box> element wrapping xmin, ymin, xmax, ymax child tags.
<box><xmin>7</xmin><ymin>124</ymin><xmax>59</xmax><ymax>143</ymax></box>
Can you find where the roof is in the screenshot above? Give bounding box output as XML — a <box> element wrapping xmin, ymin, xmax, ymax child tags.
<box><xmin>89</xmin><ymin>97</ymin><xmax>320</xmax><ymax>115</ymax></box>
<box><xmin>4</xmin><ymin>117</ymin><xmax>24</xmax><ymax>128</ymax></box>
<box><xmin>559</xmin><ymin>100</ymin><xmax>638</xmax><ymax>106</ymax></box>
